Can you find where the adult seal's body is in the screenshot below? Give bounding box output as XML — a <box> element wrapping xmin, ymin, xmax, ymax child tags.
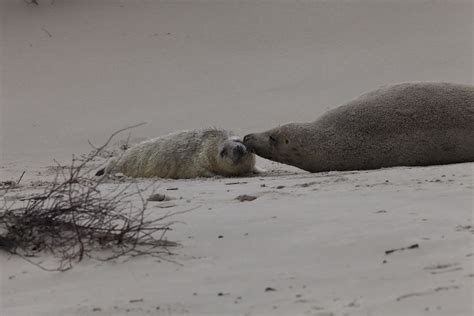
<box><xmin>98</xmin><ymin>128</ymin><xmax>257</xmax><ymax>179</ymax></box>
<box><xmin>244</xmin><ymin>82</ymin><xmax>474</xmax><ymax>172</ymax></box>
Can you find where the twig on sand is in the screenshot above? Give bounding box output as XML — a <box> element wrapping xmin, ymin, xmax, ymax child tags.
<box><xmin>385</xmin><ymin>243</ymin><xmax>419</xmax><ymax>255</ymax></box>
<box><xmin>41</xmin><ymin>27</ymin><xmax>53</xmax><ymax>38</ymax></box>
<box><xmin>395</xmin><ymin>285</ymin><xmax>460</xmax><ymax>301</ymax></box>
<box><xmin>17</xmin><ymin>171</ymin><xmax>26</xmax><ymax>186</ymax></box>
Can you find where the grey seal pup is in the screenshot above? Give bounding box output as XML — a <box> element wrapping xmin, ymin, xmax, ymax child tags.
<box><xmin>97</xmin><ymin>128</ymin><xmax>258</xmax><ymax>179</ymax></box>
<box><xmin>244</xmin><ymin>82</ymin><xmax>474</xmax><ymax>172</ymax></box>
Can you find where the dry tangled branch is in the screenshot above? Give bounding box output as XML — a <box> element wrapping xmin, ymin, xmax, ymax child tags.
<box><xmin>0</xmin><ymin>124</ymin><xmax>188</xmax><ymax>271</ymax></box>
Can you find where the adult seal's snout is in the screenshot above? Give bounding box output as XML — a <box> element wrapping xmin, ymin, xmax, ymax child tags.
<box><xmin>244</xmin><ymin>82</ymin><xmax>474</xmax><ymax>173</ymax></box>
<box><xmin>243</xmin><ymin>134</ymin><xmax>256</xmax><ymax>151</ymax></box>
<box><xmin>243</xmin><ymin>134</ymin><xmax>252</xmax><ymax>143</ymax></box>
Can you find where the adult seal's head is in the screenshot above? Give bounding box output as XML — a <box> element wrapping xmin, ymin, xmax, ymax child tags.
<box><xmin>244</xmin><ymin>82</ymin><xmax>474</xmax><ymax>173</ymax></box>
<box><xmin>244</xmin><ymin>123</ymin><xmax>312</xmax><ymax>169</ymax></box>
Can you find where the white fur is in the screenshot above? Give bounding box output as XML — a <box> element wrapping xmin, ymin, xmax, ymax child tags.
<box><xmin>103</xmin><ymin>128</ymin><xmax>257</xmax><ymax>179</ymax></box>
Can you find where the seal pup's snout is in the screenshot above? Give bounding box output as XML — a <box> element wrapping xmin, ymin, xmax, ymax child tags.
<box><xmin>231</xmin><ymin>143</ymin><xmax>248</xmax><ymax>163</ymax></box>
<box><xmin>233</xmin><ymin>144</ymin><xmax>245</xmax><ymax>155</ymax></box>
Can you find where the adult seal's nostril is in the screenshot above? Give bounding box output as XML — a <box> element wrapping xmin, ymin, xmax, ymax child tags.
<box><xmin>243</xmin><ymin>134</ymin><xmax>253</xmax><ymax>144</ymax></box>
<box><xmin>243</xmin><ymin>134</ymin><xmax>257</xmax><ymax>153</ymax></box>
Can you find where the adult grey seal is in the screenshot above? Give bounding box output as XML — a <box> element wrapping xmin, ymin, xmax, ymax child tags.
<box><xmin>97</xmin><ymin>128</ymin><xmax>258</xmax><ymax>179</ymax></box>
<box><xmin>243</xmin><ymin>82</ymin><xmax>474</xmax><ymax>172</ymax></box>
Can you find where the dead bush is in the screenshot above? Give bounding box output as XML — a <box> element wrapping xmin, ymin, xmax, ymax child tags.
<box><xmin>0</xmin><ymin>125</ymin><xmax>187</xmax><ymax>271</ymax></box>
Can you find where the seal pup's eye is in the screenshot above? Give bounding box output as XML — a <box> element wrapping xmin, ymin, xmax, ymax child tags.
<box><xmin>285</xmin><ymin>139</ymin><xmax>289</xmax><ymax>144</ymax></box>
<box><xmin>220</xmin><ymin>148</ymin><xmax>227</xmax><ymax>157</ymax></box>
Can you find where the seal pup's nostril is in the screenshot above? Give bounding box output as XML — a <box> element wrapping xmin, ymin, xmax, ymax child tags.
<box><xmin>233</xmin><ymin>144</ymin><xmax>245</xmax><ymax>156</ymax></box>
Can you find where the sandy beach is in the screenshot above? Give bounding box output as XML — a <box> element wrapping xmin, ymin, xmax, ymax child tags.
<box><xmin>1</xmin><ymin>0</ymin><xmax>473</xmax><ymax>315</ymax></box>
<box><xmin>1</xmin><ymin>159</ymin><xmax>473</xmax><ymax>315</ymax></box>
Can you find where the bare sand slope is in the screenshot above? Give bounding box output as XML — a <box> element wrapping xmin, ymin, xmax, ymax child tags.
<box><xmin>1</xmin><ymin>161</ymin><xmax>473</xmax><ymax>315</ymax></box>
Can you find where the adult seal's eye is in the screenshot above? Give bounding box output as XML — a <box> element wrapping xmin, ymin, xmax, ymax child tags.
<box><xmin>269</xmin><ymin>135</ymin><xmax>278</xmax><ymax>146</ymax></box>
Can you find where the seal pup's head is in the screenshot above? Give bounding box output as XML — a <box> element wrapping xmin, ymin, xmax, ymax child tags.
<box><xmin>214</xmin><ymin>136</ymin><xmax>256</xmax><ymax>176</ymax></box>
